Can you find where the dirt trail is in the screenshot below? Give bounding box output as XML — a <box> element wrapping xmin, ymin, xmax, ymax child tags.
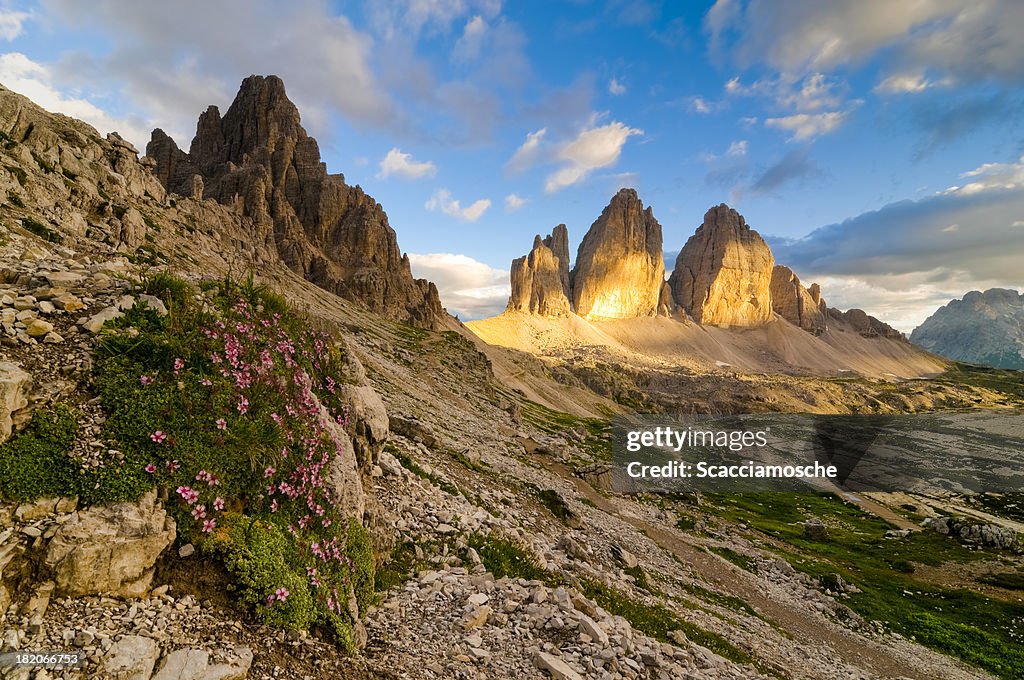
<box><xmin>538</xmin><ymin>458</ymin><xmax>989</xmax><ymax>680</ymax></box>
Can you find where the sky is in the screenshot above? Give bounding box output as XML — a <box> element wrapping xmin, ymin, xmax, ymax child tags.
<box><xmin>1</xmin><ymin>0</ymin><xmax>1022</xmax><ymax>331</ymax></box>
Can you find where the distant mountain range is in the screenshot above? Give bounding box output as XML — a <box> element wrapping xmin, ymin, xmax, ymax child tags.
<box><xmin>911</xmin><ymin>289</ymin><xmax>1024</xmax><ymax>369</ymax></box>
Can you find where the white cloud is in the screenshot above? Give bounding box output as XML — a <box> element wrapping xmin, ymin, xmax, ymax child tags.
<box><xmin>377</xmin><ymin>147</ymin><xmax>437</xmax><ymax>179</ymax></box>
<box><xmin>0</xmin><ymin>9</ymin><xmax>30</xmax><ymax>40</ymax></box>
<box><xmin>727</xmin><ymin>139</ymin><xmax>747</xmax><ymax>156</ymax></box>
<box><xmin>452</xmin><ymin>15</ymin><xmax>487</xmax><ymax>62</ymax></box>
<box><xmin>608</xmin><ymin>78</ymin><xmax>626</xmax><ymax>95</ymax></box>
<box><xmin>40</xmin><ymin>0</ymin><xmax>395</xmax><ymax>141</ymax></box>
<box><xmin>407</xmin><ymin>252</ymin><xmax>509</xmax><ymax>319</ymax></box>
<box><xmin>706</xmin><ymin>1</ymin><xmax>1024</xmax><ymax>84</ymax></box>
<box><xmin>425</xmin><ymin>188</ymin><xmax>492</xmax><ymax>221</ymax></box>
<box><xmin>504</xmin><ymin>193</ymin><xmax>526</xmax><ymax>211</ymax></box>
<box><xmin>945</xmin><ymin>156</ymin><xmax>1024</xmax><ymax>195</ymax></box>
<box><xmin>0</xmin><ymin>52</ymin><xmax>152</xmax><ymax>148</ymax></box>
<box><xmin>874</xmin><ymin>72</ymin><xmax>946</xmax><ymax>94</ymax></box>
<box><xmin>691</xmin><ymin>96</ymin><xmax>711</xmax><ymax>113</ymax></box>
<box><xmin>545</xmin><ymin>120</ymin><xmax>643</xmax><ymax>192</ymax></box>
<box><xmin>506</xmin><ymin>127</ymin><xmax>546</xmax><ymax>172</ymax></box>
<box><xmin>764</xmin><ymin>111</ymin><xmax>848</xmax><ymax>141</ymax></box>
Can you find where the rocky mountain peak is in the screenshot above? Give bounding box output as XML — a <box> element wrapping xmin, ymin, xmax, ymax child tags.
<box><xmin>668</xmin><ymin>203</ymin><xmax>774</xmax><ymax>327</ymax></box>
<box><xmin>910</xmin><ymin>288</ymin><xmax>1024</xmax><ymax>368</ymax></box>
<box><xmin>770</xmin><ymin>265</ymin><xmax>827</xmax><ymax>334</ymax></box>
<box><xmin>508</xmin><ymin>226</ymin><xmax>572</xmax><ymax>317</ymax></box>
<box><xmin>570</xmin><ymin>188</ymin><xmax>665</xmax><ymax>319</ymax></box>
<box><xmin>147</xmin><ymin>75</ymin><xmax>443</xmax><ymax>329</ymax></box>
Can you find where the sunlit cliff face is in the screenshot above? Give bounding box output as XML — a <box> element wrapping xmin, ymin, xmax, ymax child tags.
<box><xmin>574</xmin><ymin>253</ymin><xmax>663</xmax><ymax>320</ymax></box>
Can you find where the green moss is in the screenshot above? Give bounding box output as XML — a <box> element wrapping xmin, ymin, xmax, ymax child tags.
<box><xmin>982</xmin><ymin>572</ymin><xmax>1024</xmax><ymax>590</ymax></box>
<box><xmin>6</xmin><ymin>191</ymin><xmax>24</xmax><ymax>208</ymax></box>
<box><xmin>22</xmin><ymin>217</ymin><xmax>61</xmax><ymax>243</ymax></box>
<box><xmin>0</xmin><ymin>406</ymin><xmax>80</xmax><ymax>501</ymax></box>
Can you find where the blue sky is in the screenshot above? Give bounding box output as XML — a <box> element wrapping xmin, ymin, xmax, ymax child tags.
<box><xmin>1</xmin><ymin>0</ymin><xmax>1023</xmax><ymax>330</ymax></box>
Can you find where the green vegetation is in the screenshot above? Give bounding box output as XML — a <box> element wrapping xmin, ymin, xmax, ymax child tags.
<box><xmin>465</xmin><ymin>531</ymin><xmax>754</xmax><ymax>665</ymax></box>
<box><xmin>706</xmin><ymin>492</ymin><xmax>1024</xmax><ymax>679</ymax></box>
<box><xmin>6</xmin><ymin>191</ymin><xmax>24</xmax><ymax>208</ymax></box>
<box><xmin>982</xmin><ymin>571</ymin><xmax>1024</xmax><ymax>591</ymax></box>
<box><xmin>389</xmin><ymin>443</ymin><xmax>461</xmax><ymax>497</ymax></box>
<box><xmin>516</xmin><ymin>398</ymin><xmax>612</xmax><ymax>459</ymax></box>
<box><xmin>579</xmin><ymin>578</ymin><xmax>754</xmax><ymax>665</ymax></box>
<box><xmin>938</xmin><ymin>363</ymin><xmax>1024</xmax><ymax>403</ymax></box>
<box><xmin>0</xmin><ymin>130</ymin><xmax>16</xmax><ymax>150</ymax></box>
<box><xmin>88</xmin><ymin>271</ymin><xmax>373</xmax><ymax>647</ymax></box>
<box><xmin>0</xmin><ymin>406</ymin><xmax>80</xmax><ymax>501</ymax></box>
<box><xmin>22</xmin><ymin>217</ymin><xmax>61</xmax><ymax>243</ymax></box>
<box><xmin>375</xmin><ymin>539</ymin><xmax>430</xmax><ymax>592</ymax></box>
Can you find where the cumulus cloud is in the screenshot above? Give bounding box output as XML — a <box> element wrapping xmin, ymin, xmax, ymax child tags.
<box><xmin>504</xmin><ymin>193</ymin><xmax>526</xmax><ymax>211</ymax></box>
<box><xmin>425</xmin><ymin>189</ymin><xmax>492</xmax><ymax>221</ymax></box>
<box><xmin>608</xmin><ymin>78</ymin><xmax>626</xmax><ymax>95</ymax></box>
<box><xmin>545</xmin><ymin>120</ymin><xmax>643</xmax><ymax>192</ymax></box>
<box><xmin>506</xmin><ymin>128</ymin><xmax>546</xmax><ymax>173</ymax></box>
<box><xmin>691</xmin><ymin>96</ymin><xmax>712</xmax><ymax>113</ymax></box>
<box><xmin>407</xmin><ymin>252</ymin><xmax>509</xmax><ymax>319</ymax></box>
<box><xmin>769</xmin><ymin>156</ymin><xmax>1024</xmax><ymax>329</ymax></box>
<box><xmin>749</xmin><ymin>147</ymin><xmax>819</xmax><ymax>193</ymax></box>
<box><xmin>0</xmin><ymin>8</ymin><xmax>30</xmax><ymax>40</ymax></box>
<box><xmin>764</xmin><ymin>111</ymin><xmax>848</xmax><ymax>141</ymax></box>
<box><xmin>377</xmin><ymin>147</ymin><xmax>437</xmax><ymax>179</ymax></box>
<box><xmin>0</xmin><ymin>52</ymin><xmax>153</xmax><ymax>147</ymax></box>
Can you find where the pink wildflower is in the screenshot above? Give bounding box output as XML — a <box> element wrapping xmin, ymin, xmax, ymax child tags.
<box><xmin>140</xmin><ymin>375</ymin><xmax>154</xmax><ymax>386</ymax></box>
<box><xmin>150</xmin><ymin>431</ymin><xmax>167</xmax><ymax>444</ymax></box>
<box><xmin>213</xmin><ymin>497</ymin><xmax>225</xmax><ymax>511</ymax></box>
<box><xmin>173</xmin><ymin>357</ymin><xmax>185</xmax><ymax>371</ymax></box>
<box><xmin>216</xmin><ymin>418</ymin><xmax>227</xmax><ymax>430</ymax></box>
<box><xmin>275</xmin><ymin>587</ymin><xmax>289</xmax><ymax>602</ymax></box>
<box><xmin>199</xmin><ymin>378</ymin><xmax>212</xmax><ymax>387</ymax></box>
<box><xmin>264</xmin><ymin>466</ymin><xmax>276</xmax><ymax>478</ymax></box>
<box><xmin>201</xmin><ymin>518</ymin><xmax>216</xmax><ymax>533</ymax></box>
<box><xmin>191</xmin><ymin>504</ymin><xmax>207</xmax><ymax>520</ymax></box>
<box><xmin>144</xmin><ymin>463</ymin><xmax>156</xmax><ymax>474</ymax></box>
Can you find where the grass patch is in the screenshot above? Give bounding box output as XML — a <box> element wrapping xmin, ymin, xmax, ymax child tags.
<box><xmin>580</xmin><ymin>579</ymin><xmax>755</xmax><ymax>665</ymax></box>
<box><xmin>982</xmin><ymin>572</ymin><xmax>1024</xmax><ymax>591</ymax></box>
<box><xmin>705</xmin><ymin>492</ymin><xmax>1024</xmax><ymax>679</ymax></box>
<box><xmin>706</xmin><ymin>545</ymin><xmax>757</xmax><ymax>572</ymax></box>
<box><xmin>466</xmin><ymin>532</ymin><xmax>556</xmax><ymax>584</ymax></box>
<box><xmin>389</xmin><ymin>444</ymin><xmax>461</xmax><ymax>497</ymax></box>
<box><xmin>374</xmin><ymin>539</ymin><xmax>430</xmax><ymax>592</ymax></box>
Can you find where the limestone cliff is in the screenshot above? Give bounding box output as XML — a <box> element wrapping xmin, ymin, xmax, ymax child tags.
<box><xmin>830</xmin><ymin>308</ymin><xmax>905</xmax><ymax>340</ymax></box>
<box><xmin>770</xmin><ymin>265</ymin><xmax>827</xmax><ymax>334</ymax></box>
<box><xmin>669</xmin><ymin>204</ymin><xmax>774</xmax><ymax>327</ymax></box>
<box><xmin>570</xmin><ymin>189</ymin><xmax>665</xmax><ymax>320</ymax></box>
<box><xmin>508</xmin><ymin>226</ymin><xmax>572</xmax><ymax>317</ymax></box>
<box><xmin>147</xmin><ymin>75</ymin><xmax>443</xmax><ymax>328</ymax></box>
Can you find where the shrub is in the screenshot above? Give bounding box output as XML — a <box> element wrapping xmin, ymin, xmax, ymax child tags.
<box><xmin>142</xmin><ymin>272</ymin><xmax>193</xmax><ymax>310</ymax></box>
<box><xmin>0</xmin><ymin>406</ymin><xmax>79</xmax><ymax>501</ymax></box>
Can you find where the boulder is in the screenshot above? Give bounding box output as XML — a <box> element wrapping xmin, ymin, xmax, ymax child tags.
<box><xmin>102</xmin><ymin>635</ymin><xmax>160</xmax><ymax>680</ymax></box>
<box><xmin>669</xmin><ymin>204</ymin><xmax>774</xmax><ymax>327</ymax></box>
<box><xmin>535</xmin><ymin>651</ymin><xmax>583</xmax><ymax>680</ymax></box>
<box><xmin>508</xmin><ymin>225</ymin><xmax>572</xmax><ymax>317</ymax></box>
<box><xmin>770</xmin><ymin>265</ymin><xmax>827</xmax><ymax>334</ymax></box>
<box><xmin>45</xmin><ymin>488</ymin><xmax>176</xmax><ymax>597</ymax></box>
<box><xmin>337</xmin><ymin>383</ymin><xmax>389</xmax><ymax>467</ymax></box>
<box><xmin>570</xmin><ymin>189</ymin><xmax>665</xmax><ymax>320</ymax></box>
<box><xmin>0</xmin><ymin>362</ymin><xmax>31</xmax><ymax>442</ymax></box>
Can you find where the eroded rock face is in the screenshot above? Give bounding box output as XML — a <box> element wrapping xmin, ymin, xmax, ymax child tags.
<box><xmin>570</xmin><ymin>189</ymin><xmax>665</xmax><ymax>320</ymax></box>
<box><xmin>0</xmin><ymin>362</ymin><xmax>31</xmax><ymax>442</ymax></box>
<box><xmin>508</xmin><ymin>226</ymin><xmax>572</xmax><ymax>317</ymax></box>
<box><xmin>830</xmin><ymin>308</ymin><xmax>905</xmax><ymax>340</ymax></box>
<box><xmin>770</xmin><ymin>265</ymin><xmax>827</xmax><ymax>334</ymax></box>
<box><xmin>147</xmin><ymin>75</ymin><xmax>443</xmax><ymax>328</ymax></box>
<box><xmin>45</xmin><ymin>488</ymin><xmax>175</xmax><ymax>598</ymax></box>
<box><xmin>669</xmin><ymin>204</ymin><xmax>774</xmax><ymax>327</ymax></box>
<box><xmin>910</xmin><ymin>288</ymin><xmax>1024</xmax><ymax>368</ymax></box>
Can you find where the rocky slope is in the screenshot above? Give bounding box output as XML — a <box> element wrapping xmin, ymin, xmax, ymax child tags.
<box><xmin>669</xmin><ymin>204</ymin><xmax>774</xmax><ymax>327</ymax></box>
<box><xmin>147</xmin><ymin>75</ymin><xmax>444</xmax><ymax>329</ymax></box>
<box><xmin>0</xmin><ymin>77</ymin><xmax>1021</xmax><ymax>680</ymax></box>
<box><xmin>569</xmin><ymin>189</ymin><xmax>666</xmax><ymax>320</ymax></box>
<box><xmin>911</xmin><ymin>288</ymin><xmax>1024</xmax><ymax>368</ymax></box>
